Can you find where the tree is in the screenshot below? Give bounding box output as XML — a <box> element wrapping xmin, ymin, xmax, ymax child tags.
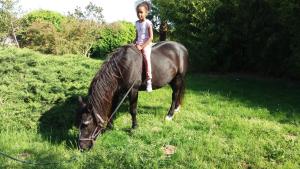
<box><xmin>0</xmin><ymin>0</ymin><xmax>20</xmax><ymax>47</ymax></box>
<box><xmin>66</xmin><ymin>2</ymin><xmax>105</xmax><ymax>56</ymax></box>
<box><xmin>151</xmin><ymin>0</ymin><xmax>300</xmax><ymax>79</ymax></box>
<box><xmin>68</xmin><ymin>2</ymin><xmax>104</xmax><ymax>23</ymax></box>
<box><xmin>146</xmin><ymin>1</ymin><xmax>169</xmax><ymax>41</ymax></box>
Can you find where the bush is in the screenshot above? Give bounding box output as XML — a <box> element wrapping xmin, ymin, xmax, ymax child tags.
<box><xmin>17</xmin><ymin>10</ymin><xmax>65</xmax><ymax>54</ymax></box>
<box><xmin>20</xmin><ymin>10</ymin><xmax>65</xmax><ymax>30</ymax></box>
<box><xmin>55</xmin><ymin>18</ymin><xmax>100</xmax><ymax>56</ymax></box>
<box><xmin>91</xmin><ymin>21</ymin><xmax>135</xmax><ymax>57</ymax></box>
<box><xmin>17</xmin><ymin>21</ymin><xmax>57</xmax><ymax>54</ymax></box>
<box><xmin>18</xmin><ymin>10</ymin><xmax>134</xmax><ymax>57</ymax></box>
<box><xmin>18</xmin><ymin>17</ymin><xmax>100</xmax><ymax>56</ymax></box>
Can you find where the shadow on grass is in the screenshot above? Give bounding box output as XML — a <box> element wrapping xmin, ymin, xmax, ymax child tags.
<box><xmin>38</xmin><ymin>95</ymin><xmax>80</xmax><ymax>148</ymax></box>
<box><xmin>18</xmin><ymin>149</ymin><xmax>68</xmax><ymax>169</ymax></box>
<box><xmin>0</xmin><ymin>144</ymin><xmax>75</xmax><ymax>169</ymax></box>
<box><xmin>38</xmin><ymin>93</ymin><xmax>167</xmax><ymax>148</ymax></box>
<box><xmin>186</xmin><ymin>73</ymin><xmax>300</xmax><ymax>124</ymax></box>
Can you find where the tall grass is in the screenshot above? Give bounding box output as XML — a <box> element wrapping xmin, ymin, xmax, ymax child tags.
<box><xmin>0</xmin><ymin>48</ymin><xmax>299</xmax><ymax>169</ymax></box>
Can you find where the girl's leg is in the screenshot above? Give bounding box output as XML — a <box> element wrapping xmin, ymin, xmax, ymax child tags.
<box><xmin>142</xmin><ymin>45</ymin><xmax>152</xmax><ymax>92</ymax></box>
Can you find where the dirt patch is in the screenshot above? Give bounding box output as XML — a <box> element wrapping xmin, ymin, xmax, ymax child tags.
<box><xmin>284</xmin><ymin>133</ymin><xmax>297</xmax><ymax>141</ymax></box>
<box><xmin>161</xmin><ymin>145</ymin><xmax>176</xmax><ymax>156</ymax></box>
<box><xmin>18</xmin><ymin>151</ymin><xmax>31</xmax><ymax>160</ymax></box>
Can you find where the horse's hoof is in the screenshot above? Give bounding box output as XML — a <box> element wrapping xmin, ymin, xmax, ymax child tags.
<box><xmin>175</xmin><ymin>105</ymin><xmax>181</xmax><ymax>113</ymax></box>
<box><xmin>132</xmin><ymin>124</ymin><xmax>138</xmax><ymax>129</ymax></box>
<box><xmin>165</xmin><ymin>115</ymin><xmax>173</xmax><ymax>121</ymax></box>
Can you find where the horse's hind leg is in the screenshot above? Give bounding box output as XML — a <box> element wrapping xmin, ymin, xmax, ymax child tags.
<box><xmin>166</xmin><ymin>75</ymin><xmax>184</xmax><ymax>121</ymax></box>
<box><xmin>175</xmin><ymin>76</ymin><xmax>185</xmax><ymax>113</ymax></box>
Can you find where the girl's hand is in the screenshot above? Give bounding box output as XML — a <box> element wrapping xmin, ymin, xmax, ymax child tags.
<box><xmin>136</xmin><ymin>45</ymin><xmax>143</xmax><ymax>50</ymax></box>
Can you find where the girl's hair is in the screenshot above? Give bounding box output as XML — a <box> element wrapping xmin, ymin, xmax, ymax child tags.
<box><xmin>136</xmin><ymin>1</ymin><xmax>151</xmax><ymax>12</ymax></box>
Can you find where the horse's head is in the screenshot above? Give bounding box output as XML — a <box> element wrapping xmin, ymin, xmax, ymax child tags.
<box><xmin>77</xmin><ymin>96</ymin><xmax>104</xmax><ymax>151</ymax></box>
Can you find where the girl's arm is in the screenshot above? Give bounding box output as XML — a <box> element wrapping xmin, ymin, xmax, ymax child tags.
<box><xmin>141</xmin><ymin>22</ymin><xmax>153</xmax><ymax>49</ymax></box>
<box><xmin>133</xmin><ymin>29</ymin><xmax>138</xmax><ymax>44</ymax></box>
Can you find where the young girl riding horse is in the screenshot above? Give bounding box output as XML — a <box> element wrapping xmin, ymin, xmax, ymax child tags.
<box><xmin>134</xmin><ymin>1</ymin><xmax>153</xmax><ymax>92</ymax></box>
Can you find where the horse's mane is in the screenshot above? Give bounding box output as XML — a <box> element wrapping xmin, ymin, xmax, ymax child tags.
<box><xmin>86</xmin><ymin>44</ymin><xmax>138</xmax><ymax>123</ymax></box>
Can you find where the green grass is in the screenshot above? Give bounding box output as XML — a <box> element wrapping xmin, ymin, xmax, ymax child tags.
<box><xmin>0</xmin><ymin>47</ymin><xmax>300</xmax><ymax>169</ymax></box>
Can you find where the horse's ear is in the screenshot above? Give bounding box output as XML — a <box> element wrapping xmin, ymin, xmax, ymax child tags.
<box><xmin>76</xmin><ymin>96</ymin><xmax>85</xmax><ymax>127</ymax></box>
<box><xmin>78</xmin><ymin>96</ymin><xmax>86</xmax><ymax>108</ymax></box>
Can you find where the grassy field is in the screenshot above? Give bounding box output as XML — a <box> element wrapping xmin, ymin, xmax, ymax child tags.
<box><xmin>0</xmin><ymin>47</ymin><xmax>300</xmax><ymax>169</ymax></box>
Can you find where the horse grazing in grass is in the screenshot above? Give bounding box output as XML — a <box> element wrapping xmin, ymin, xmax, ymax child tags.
<box><xmin>77</xmin><ymin>41</ymin><xmax>188</xmax><ymax>150</ymax></box>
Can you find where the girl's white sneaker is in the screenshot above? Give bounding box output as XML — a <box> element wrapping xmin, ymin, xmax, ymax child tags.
<box><xmin>146</xmin><ymin>80</ymin><xmax>152</xmax><ymax>92</ymax></box>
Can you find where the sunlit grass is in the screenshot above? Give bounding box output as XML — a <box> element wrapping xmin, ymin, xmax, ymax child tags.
<box><xmin>0</xmin><ymin>47</ymin><xmax>299</xmax><ymax>169</ymax></box>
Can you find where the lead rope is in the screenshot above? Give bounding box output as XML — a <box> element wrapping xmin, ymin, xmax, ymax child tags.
<box><xmin>0</xmin><ymin>151</ymin><xmax>78</xmax><ymax>165</ymax></box>
<box><xmin>107</xmin><ymin>79</ymin><xmax>137</xmax><ymax>123</ymax></box>
<box><xmin>79</xmin><ymin>49</ymin><xmax>141</xmax><ymax>143</ymax></box>
<box><xmin>107</xmin><ymin>50</ymin><xmax>141</xmax><ymax>123</ymax></box>
<box><xmin>78</xmin><ymin>79</ymin><xmax>138</xmax><ymax>142</ymax></box>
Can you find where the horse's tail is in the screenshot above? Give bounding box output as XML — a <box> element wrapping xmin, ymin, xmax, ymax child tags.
<box><xmin>177</xmin><ymin>42</ymin><xmax>189</xmax><ymax>76</ymax></box>
<box><xmin>174</xmin><ymin>42</ymin><xmax>188</xmax><ymax>108</ymax></box>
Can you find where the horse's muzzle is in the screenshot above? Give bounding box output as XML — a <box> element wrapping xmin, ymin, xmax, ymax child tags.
<box><xmin>78</xmin><ymin>140</ymin><xmax>94</xmax><ymax>151</ymax></box>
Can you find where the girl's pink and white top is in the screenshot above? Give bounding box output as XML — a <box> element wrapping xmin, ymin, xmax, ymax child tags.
<box><xmin>135</xmin><ymin>19</ymin><xmax>152</xmax><ymax>45</ymax></box>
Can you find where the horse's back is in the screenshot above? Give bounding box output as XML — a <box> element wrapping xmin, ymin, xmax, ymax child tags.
<box><xmin>152</xmin><ymin>41</ymin><xmax>188</xmax><ymax>74</ymax></box>
<box><xmin>122</xmin><ymin>41</ymin><xmax>188</xmax><ymax>89</ymax></box>
<box><xmin>151</xmin><ymin>41</ymin><xmax>188</xmax><ymax>87</ymax></box>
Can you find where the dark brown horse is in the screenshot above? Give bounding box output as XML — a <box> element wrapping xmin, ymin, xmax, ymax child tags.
<box><xmin>77</xmin><ymin>41</ymin><xmax>188</xmax><ymax>150</ymax></box>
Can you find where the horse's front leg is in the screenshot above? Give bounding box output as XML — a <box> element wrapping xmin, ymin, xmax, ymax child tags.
<box><xmin>129</xmin><ymin>88</ymin><xmax>139</xmax><ymax>129</ymax></box>
<box><xmin>107</xmin><ymin>93</ymin><xmax>120</xmax><ymax>129</ymax></box>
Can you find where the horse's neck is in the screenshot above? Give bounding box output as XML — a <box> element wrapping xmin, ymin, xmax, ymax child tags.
<box><xmin>88</xmin><ymin>73</ymin><xmax>119</xmax><ymax>121</ymax></box>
